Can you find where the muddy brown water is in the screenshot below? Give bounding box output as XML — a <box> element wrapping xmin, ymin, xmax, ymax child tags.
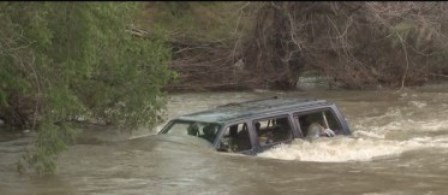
<box><xmin>1</xmin><ymin>84</ymin><xmax>448</xmax><ymax>195</ymax></box>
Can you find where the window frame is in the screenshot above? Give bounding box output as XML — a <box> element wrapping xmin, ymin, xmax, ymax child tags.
<box><xmin>158</xmin><ymin>119</ymin><xmax>223</xmax><ymax>143</ymax></box>
<box><xmin>293</xmin><ymin>107</ymin><xmax>343</xmax><ymax>138</ymax></box>
<box><xmin>214</xmin><ymin>120</ymin><xmax>256</xmax><ymax>154</ymax></box>
<box><xmin>250</xmin><ymin>114</ymin><xmax>295</xmax><ymax>148</ymax></box>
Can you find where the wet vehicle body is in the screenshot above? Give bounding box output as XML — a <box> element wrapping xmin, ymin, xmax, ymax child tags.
<box><xmin>158</xmin><ymin>97</ymin><xmax>352</xmax><ymax>155</ymax></box>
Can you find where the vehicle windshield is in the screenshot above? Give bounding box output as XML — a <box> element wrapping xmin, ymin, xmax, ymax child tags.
<box><xmin>161</xmin><ymin>120</ymin><xmax>222</xmax><ymax>144</ymax></box>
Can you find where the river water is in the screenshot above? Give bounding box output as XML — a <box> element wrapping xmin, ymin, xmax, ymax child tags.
<box><xmin>1</xmin><ymin>84</ymin><xmax>448</xmax><ymax>195</ymax></box>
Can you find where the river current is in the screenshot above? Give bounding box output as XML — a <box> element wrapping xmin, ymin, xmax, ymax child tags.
<box><xmin>1</xmin><ymin>84</ymin><xmax>448</xmax><ymax>195</ymax></box>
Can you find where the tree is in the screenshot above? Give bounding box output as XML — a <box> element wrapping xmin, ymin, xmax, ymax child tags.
<box><xmin>0</xmin><ymin>2</ymin><xmax>174</xmax><ymax>174</ymax></box>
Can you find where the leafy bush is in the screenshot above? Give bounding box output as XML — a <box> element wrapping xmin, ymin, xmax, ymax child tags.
<box><xmin>0</xmin><ymin>2</ymin><xmax>174</xmax><ymax>174</ymax></box>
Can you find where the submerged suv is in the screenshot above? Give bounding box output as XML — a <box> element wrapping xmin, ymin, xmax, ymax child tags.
<box><xmin>158</xmin><ymin>97</ymin><xmax>351</xmax><ymax>155</ymax></box>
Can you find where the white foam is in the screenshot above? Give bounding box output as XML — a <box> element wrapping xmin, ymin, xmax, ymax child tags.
<box><xmin>409</xmin><ymin>135</ymin><xmax>448</xmax><ymax>145</ymax></box>
<box><xmin>373</xmin><ymin>119</ymin><xmax>448</xmax><ymax>133</ymax></box>
<box><xmin>353</xmin><ymin>130</ymin><xmax>385</xmax><ymax>139</ymax></box>
<box><xmin>353</xmin><ymin>111</ymin><xmax>448</xmax><ymax>134</ymax></box>
<box><xmin>408</xmin><ymin>101</ymin><xmax>427</xmax><ymax>109</ymax></box>
<box><xmin>257</xmin><ymin>136</ymin><xmax>448</xmax><ymax>162</ymax></box>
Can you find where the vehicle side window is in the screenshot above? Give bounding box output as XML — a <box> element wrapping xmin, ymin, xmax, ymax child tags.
<box><xmin>218</xmin><ymin>123</ymin><xmax>252</xmax><ymax>153</ymax></box>
<box><xmin>162</xmin><ymin>121</ymin><xmax>221</xmax><ymax>144</ymax></box>
<box><xmin>254</xmin><ymin>116</ymin><xmax>292</xmax><ymax>146</ymax></box>
<box><xmin>297</xmin><ymin>110</ymin><xmax>341</xmax><ymax>137</ymax></box>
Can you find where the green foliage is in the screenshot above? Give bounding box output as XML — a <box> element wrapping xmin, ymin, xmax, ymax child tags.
<box><xmin>19</xmin><ymin>121</ymin><xmax>79</xmax><ymax>174</ymax></box>
<box><xmin>0</xmin><ymin>2</ymin><xmax>174</xmax><ymax>174</ymax></box>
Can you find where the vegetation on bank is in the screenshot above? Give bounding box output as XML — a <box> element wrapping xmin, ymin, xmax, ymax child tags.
<box><xmin>147</xmin><ymin>2</ymin><xmax>448</xmax><ymax>90</ymax></box>
<box><xmin>1</xmin><ymin>2</ymin><xmax>448</xmax><ymax>174</ymax></box>
<box><xmin>0</xmin><ymin>3</ymin><xmax>174</xmax><ymax>174</ymax></box>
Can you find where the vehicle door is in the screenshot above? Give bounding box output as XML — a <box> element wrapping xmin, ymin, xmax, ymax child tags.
<box><xmin>215</xmin><ymin>121</ymin><xmax>257</xmax><ymax>155</ymax></box>
<box><xmin>251</xmin><ymin>114</ymin><xmax>295</xmax><ymax>153</ymax></box>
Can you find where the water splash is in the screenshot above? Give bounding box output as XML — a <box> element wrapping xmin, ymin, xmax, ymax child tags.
<box><xmin>257</xmin><ymin>135</ymin><xmax>448</xmax><ymax>162</ymax></box>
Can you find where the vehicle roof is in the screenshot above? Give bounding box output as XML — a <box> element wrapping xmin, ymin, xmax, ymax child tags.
<box><xmin>175</xmin><ymin>97</ymin><xmax>334</xmax><ymax>124</ymax></box>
